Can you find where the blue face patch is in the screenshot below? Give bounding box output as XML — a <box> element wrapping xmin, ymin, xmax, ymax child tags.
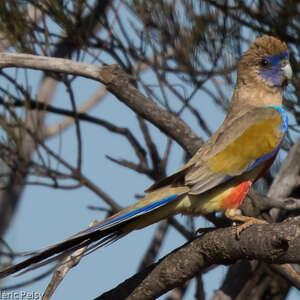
<box><xmin>267</xmin><ymin>53</ymin><xmax>289</xmax><ymax>65</ymax></box>
<box><xmin>259</xmin><ymin>52</ymin><xmax>289</xmax><ymax>86</ymax></box>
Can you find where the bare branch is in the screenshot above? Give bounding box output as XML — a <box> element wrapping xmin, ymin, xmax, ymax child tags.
<box><xmin>96</xmin><ymin>217</ymin><xmax>300</xmax><ymax>300</ymax></box>
<box><xmin>0</xmin><ymin>54</ymin><xmax>202</xmax><ymax>154</ymax></box>
<box><xmin>45</xmin><ymin>86</ymin><xmax>107</xmax><ymax>138</ymax></box>
<box><xmin>42</xmin><ymin>221</ymin><xmax>97</xmax><ymax>300</ymax></box>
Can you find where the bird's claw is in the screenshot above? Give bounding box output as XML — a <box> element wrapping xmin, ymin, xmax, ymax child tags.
<box><xmin>225</xmin><ymin>208</ymin><xmax>268</xmax><ymax>239</ymax></box>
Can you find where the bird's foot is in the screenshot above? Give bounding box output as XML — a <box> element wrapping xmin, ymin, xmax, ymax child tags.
<box><xmin>225</xmin><ymin>208</ymin><xmax>268</xmax><ymax>239</ymax></box>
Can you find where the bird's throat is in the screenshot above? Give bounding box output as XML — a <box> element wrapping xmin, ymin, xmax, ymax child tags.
<box><xmin>226</xmin><ymin>85</ymin><xmax>282</xmax><ymax>121</ymax></box>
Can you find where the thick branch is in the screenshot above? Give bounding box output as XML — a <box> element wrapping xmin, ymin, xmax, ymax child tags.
<box><xmin>96</xmin><ymin>217</ymin><xmax>300</xmax><ymax>300</ymax></box>
<box><xmin>269</xmin><ymin>138</ymin><xmax>300</xmax><ymax>200</ymax></box>
<box><xmin>0</xmin><ymin>54</ymin><xmax>202</xmax><ymax>155</ymax></box>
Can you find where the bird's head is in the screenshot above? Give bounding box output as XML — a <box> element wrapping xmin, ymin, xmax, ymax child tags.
<box><xmin>237</xmin><ymin>35</ymin><xmax>292</xmax><ymax>90</ymax></box>
<box><xmin>226</xmin><ymin>36</ymin><xmax>292</xmax><ymax>119</ymax></box>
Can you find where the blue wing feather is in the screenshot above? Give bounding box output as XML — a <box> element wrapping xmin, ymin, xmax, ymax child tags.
<box><xmin>82</xmin><ymin>193</ymin><xmax>182</xmax><ymax>234</ymax></box>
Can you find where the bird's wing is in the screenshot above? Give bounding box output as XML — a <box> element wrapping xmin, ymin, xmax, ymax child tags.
<box><xmin>147</xmin><ymin>106</ymin><xmax>287</xmax><ymax>195</ymax></box>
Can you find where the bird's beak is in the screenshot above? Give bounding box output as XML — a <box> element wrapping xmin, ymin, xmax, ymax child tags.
<box><xmin>281</xmin><ymin>62</ymin><xmax>293</xmax><ymax>85</ymax></box>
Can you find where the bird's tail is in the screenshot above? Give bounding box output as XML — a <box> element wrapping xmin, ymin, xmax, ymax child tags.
<box><xmin>0</xmin><ymin>191</ymin><xmax>187</xmax><ymax>279</ymax></box>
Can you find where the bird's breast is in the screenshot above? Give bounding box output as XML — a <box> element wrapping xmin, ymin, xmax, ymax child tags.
<box><xmin>207</xmin><ymin>116</ymin><xmax>283</xmax><ymax>175</ymax></box>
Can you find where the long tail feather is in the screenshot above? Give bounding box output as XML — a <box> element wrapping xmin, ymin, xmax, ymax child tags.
<box><xmin>0</xmin><ymin>193</ymin><xmax>185</xmax><ymax>279</ymax></box>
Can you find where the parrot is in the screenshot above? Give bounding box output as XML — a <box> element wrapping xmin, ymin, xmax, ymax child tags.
<box><xmin>0</xmin><ymin>35</ymin><xmax>293</xmax><ymax>278</ymax></box>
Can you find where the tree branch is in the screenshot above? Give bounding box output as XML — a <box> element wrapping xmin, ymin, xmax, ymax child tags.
<box><xmin>0</xmin><ymin>54</ymin><xmax>202</xmax><ymax>155</ymax></box>
<box><xmin>96</xmin><ymin>217</ymin><xmax>300</xmax><ymax>300</ymax></box>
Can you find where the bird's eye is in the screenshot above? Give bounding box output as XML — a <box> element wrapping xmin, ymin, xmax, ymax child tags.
<box><xmin>260</xmin><ymin>58</ymin><xmax>270</xmax><ymax>67</ymax></box>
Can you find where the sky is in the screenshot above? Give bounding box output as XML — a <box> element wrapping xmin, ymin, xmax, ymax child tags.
<box><xmin>1</xmin><ymin>2</ymin><xmax>300</xmax><ymax>300</ymax></box>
